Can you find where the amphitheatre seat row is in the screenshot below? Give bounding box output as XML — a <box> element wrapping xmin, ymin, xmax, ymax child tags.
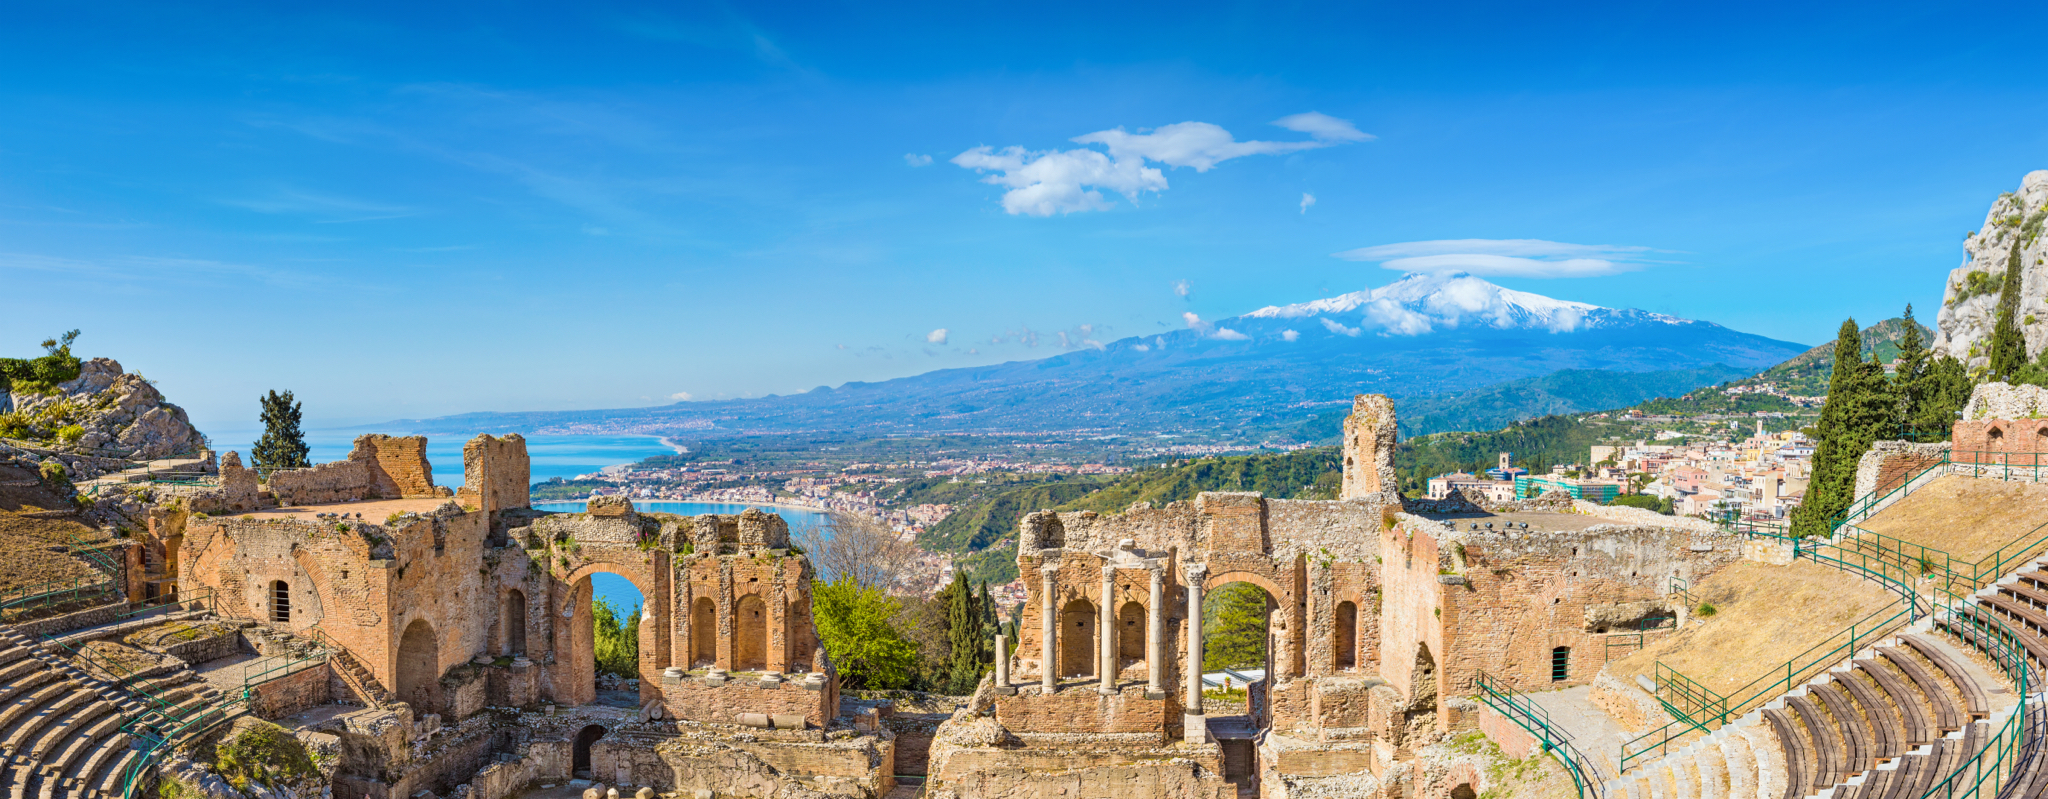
<box><xmin>1616</xmin><ymin>628</ymin><xmax>2003</xmax><ymax>799</ymax></box>
<box><xmin>0</xmin><ymin>625</ymin><xmax>224</xmax><ymax>799</ymax></box>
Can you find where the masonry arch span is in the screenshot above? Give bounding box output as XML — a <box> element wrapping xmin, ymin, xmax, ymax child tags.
<box><xmin>735</xmin><ymin>593</ymin><xmax>769</xmax><ymax>672</ymax></box>
<box><xmin>396</xmin><ymin>618</ymin><xmax>441</xmax><ymax>714</ymax></box>
<box><xmin>564</xmin><ymin>564</ymin><xmax>654</xmax><ymax>708</ymax></box>
<box><xmin>1060</xmin><ymin>598</ymin><xmax>1097</xmax><ymax>678</ymax></box>
<box><xmin>573</xmin><ymin>724</ymin><xmax>607</xmax><ymax>779</ymax></box>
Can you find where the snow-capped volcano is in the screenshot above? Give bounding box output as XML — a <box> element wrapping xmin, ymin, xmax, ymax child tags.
<box><xmin>1244</xmin><ymin>272</ymin><xmax>1671</xmax><ymax>336</ymax></box>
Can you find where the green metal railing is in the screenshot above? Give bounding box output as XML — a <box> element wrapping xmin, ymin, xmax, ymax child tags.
<box><xmin>1476</xmin><ymin>670</ymin><xmax>1602</xmax><ymax>799</ymax></box>
<box><xmin>0</xmin><ymin>573</ymin><xmax>122</xmax><ymax>622</ymax></box>
<box><xmin>1620</xmin><ymin>595</ymin><xmax>1916</xmax><ymax>770</ymax></box>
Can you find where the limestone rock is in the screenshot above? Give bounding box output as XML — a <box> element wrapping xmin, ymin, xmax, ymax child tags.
<box><xmin>1934</xmin><ymin>170</ymin><xmax>2048</xmax><ymax>370</ymax></box>
<box><xmin>1962</xmin><ymin>381</ymin><xmax>2048</xmax><ymax>420</ymax></box>
<box><xmin>5</xmin><ymin>357</ymin><xmax>206</xmax><ymax>459</ymax></box>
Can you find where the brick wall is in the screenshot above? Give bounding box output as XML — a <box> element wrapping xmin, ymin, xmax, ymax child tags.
<box><xmin>993</xmin><ymin>684</ymin><xmax>1180</xmax><ymax>736</ymax></box>
<box><xmin>250</xmin><ymin>662</ymin><xmax>333</xmax><ymax>719</ymax></box>
<box><xmin>350</xmin><ymin>434</ymin><xmax>442</xmax><ymax>499</ymax></box>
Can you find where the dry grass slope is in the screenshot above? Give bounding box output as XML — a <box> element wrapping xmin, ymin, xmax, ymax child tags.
<box><xmin>1856</xmin><ymin>474</ymin><xmax>2048</xmax><ymax>563</ymax></box>
<box><xmin>1608</xmin><ymin>560</ymin><xmax>1896</xmax><ymax>696</ymax></box>
<box><xmin>0</xmin><ymin>463</ymin><xmax>111</xmax><ymax>593</ymax></box>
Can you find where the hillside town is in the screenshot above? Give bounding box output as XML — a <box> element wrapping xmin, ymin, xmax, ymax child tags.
<box><xmin>1428</xmin><ymin>421</ymin><xmax>1815</xmax><ymax>523</ymax></box>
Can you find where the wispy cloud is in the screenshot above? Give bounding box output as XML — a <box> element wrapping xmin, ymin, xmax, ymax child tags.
<box><xmin>1173</xmin><ymin>279</ymin><xmax>1191</xmax><ymax>298</ymax></box>
<box><xmin>1333</xmin><ymin>239</ymin><xmax>1662</xmax><ymax>278</ymax></box>
<box><xmin>926</xmin><ymin>328</ymin><xmax>948</xmax><ymax>344</ymax></box>
<box><xmin>904</xmin><ymin>153</ymin><xmax>932</xmax><ymax>167</ymax></box>
<box><xmin>1300</xmin><ymin>193</ymin><xmax>1316</xmax><ymax>214</ymax></box>
<box><xmin>952</xmin><ymin>114</ymin><xmax>1371</xmax><ymax>216</ymax></box>
<box><xmin>670</xmin><ymin>391</ymin><xmax>694</xmax><ymax>401</ymax></box>
<box><xmin>217</xmin><ymin>189</ymin><xmax>421</xmax><ymax>223</ymax></box>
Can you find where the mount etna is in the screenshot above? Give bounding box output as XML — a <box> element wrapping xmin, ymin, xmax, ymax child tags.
<box><xmin>398</xmin><ymin>272</ymin><xmax>1809</xmax><ymax>441</ymax></box>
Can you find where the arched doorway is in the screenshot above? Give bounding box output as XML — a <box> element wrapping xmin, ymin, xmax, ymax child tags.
<box><xmin>270</xmin><ymin>580</ymin><xmax>290</xmax><ymax>623</ymax></box>
<box><xmin>504</xmin><ymin>588</ymin><xmax>526</xmax><ymax>656</ymax></box>
<box><xmin>691</xmin><ymin>597</ymin><xmax>717</xmax><ymax>666</ymax></box>
<box><xmin>1060</xmin><ymin>598</ymin><xmax>1096</xmax><ymax>678</ymax></box>
<box><xmin>735</xmin><ymin>594</ymin><xmax>768</xmax><ymax>672</ymax></box>
<box><xmin>1451</xmin><ymin>783</ymin><xmax>1477</xmax><ymax>799</ymax></box>
<box><xmin>582</xmin><ymin>572</ymin><xmax>647</xmax><ymax>706</ymax></box>
<box><xmin>396</xmin><ymin>618</ymin><xmax>440</xmax><ymax>714</ymax></box>
<box><xmin>1334</xmin><ymin>600</ymin><xmax>1358</xmax><ymax>670</ymax></box>
<box><xmin>1117</xmin><ymin>600</ymin><xmax>1146</xmax><ymax>677</ymax></box>
<box><xmin>572</xmin><ymin>724</ymin><xmax>607</xmax><ymax>779</ymax></box>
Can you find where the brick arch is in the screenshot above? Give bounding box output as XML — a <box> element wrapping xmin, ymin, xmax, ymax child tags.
<box><xmin>1202</xmin><ymin>569</ymin><xmax>1284</xmax><ymax>599</ymax></box>
<box><xmin>557</xmin><ymin>558</ymin><xmax>671</xmax><ymax>707</ymax></box>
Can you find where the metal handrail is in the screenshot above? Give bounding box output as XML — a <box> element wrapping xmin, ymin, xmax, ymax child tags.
<box><xmin>1476</xmin><ymin>670</ymin><xmax>1602</xmax><ymax>798</ymax></box>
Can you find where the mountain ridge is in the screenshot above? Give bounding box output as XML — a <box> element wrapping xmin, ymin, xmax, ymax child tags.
<box><xmin>392</xmin><ymin>273</ymin><xmax>1810</xmax><ymax>442</ymax></box>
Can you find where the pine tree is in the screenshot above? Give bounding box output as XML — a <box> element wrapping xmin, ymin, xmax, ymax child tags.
<box><xmin>1988</xmin><ymin>240</ymin><xmax>2029</xmax><ymax>380</ymax></box>
<box><xmin>251</xmin><ymin>390</ymin><xmax>311</xmax><ymax>472</ymax></box>
<box><xmin>1914</xmin><ymin>356</ymin><xmax>1972</xmax><ymax>441</ymax></box>
<box><xmin>1202</xmin><ymin>583</ymin><xmax>1270</xmax><ymax>672</ymax></box>
<box><xmin>1790</xmin><ymin>319</ymin><xmax>1880</xmax><ymax>538</ymax></box>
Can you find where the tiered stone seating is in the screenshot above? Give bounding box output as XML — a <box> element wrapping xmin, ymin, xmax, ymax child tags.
<box><xmin>0</xmin><ymin>626</ymin><xmax>225</xmax><ymax>799</ymax></box>
<box><xmin>1617</xmin><ymin>631</ymin><xmax>2003</xmax><ymax>799</ymax></box>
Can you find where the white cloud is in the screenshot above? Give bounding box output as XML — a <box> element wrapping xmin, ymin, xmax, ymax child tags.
<box><xmin>1272</xmin><ymin>112</ymin><xmax>1374</xmax><ymax>142</ymax></box>
<box><xmin>1182</xmin><ymin>311</ymin><xmax>1209</xmax><ymax>331</ymax></box>
<box><xmin>1300</xmin><ymin>193</ymin><xmax>1316</xmax><ymax>214</ymax></box>
<box><xmin>669</xmin><ymin>391</ymin><xmax>693</xmax><ymax>401</ymax></box>
<box><xmin>1173</xmin><ymin>279</ymin><xmax>1191</xmax><ymax>297</ymax></box>
<box><xmin>926</xmin><ymin>328</ymin><xmax>948</xmax><ymax>344</ymax></box>
<box><xmin>1212</xmin><ymin>327</ymin><xmax>1249</xmax><ymax>341</ymax></box>
<box><xmin>904</xmin><ymin>153</ymin><xmax>933</xmax><ymax>167</ymax></box>
<box><xmin>1282</xmin><ymin>329</ymin><xmax>1300</xmax><ymax>342</ymax></box>
<box><xmin>1331</xmin><ymin>239</ymin><xmax>1660</xmax><ymax>278</ymax></box>
<box><xmin>1320</xmin><ymin>318</ymin><xmax>1362</xmax><ymax>337</ymax></box>
<box><xmin>953</xmin><ymin>114</ymin><xmax>1370</xmax><ymax>216</ymax></box>
<box><xmin>1363</xmin><ymin>299</ymin><xmax>1434</xmax><ymax>335</ymax></box>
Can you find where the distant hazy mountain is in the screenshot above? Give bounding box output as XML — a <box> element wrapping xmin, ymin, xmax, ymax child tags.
<box><xmin>397</xmin><ymin>272</ymin><xmax>1809</xmax><ymax>442</ymax></box>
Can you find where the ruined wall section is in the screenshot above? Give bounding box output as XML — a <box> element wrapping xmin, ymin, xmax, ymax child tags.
<box><xmin>351</xmin><ymin>434</ymin><xmax>447</xmax><ymax>499</ymax></box>
<box><xmin>1341</xmin><ymin>394</ymin><xmax>1400</xmax><ymax>502</ymax></box>
<box><xmin>458</xmin><ymin>433</ymin><xmax>531</xmax><ymax>518</ymax></box>
<box><xmin>1400</xmin><ymin>517</ymin><xmax>1745</xmax><ymax>699</ymax></box>
<box><xmin>268</xmin><ymin>459</ymin><xmax>374</xmax><ymax>506</ymax></box>
<box><xmin>1853</xmin><ymin>440</ymin><xmax>1953</xmax><ymax>501</ymax></box>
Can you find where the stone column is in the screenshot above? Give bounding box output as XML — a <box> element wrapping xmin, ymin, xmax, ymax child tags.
<box><xmin>1041</xmin><ymin>565</ymin><xmax>1059</xmax><ymax>692</ymax></box>
<box><xmin>1184</xmin><ymin>564</ymin><xmax>1207</xmax><ymax>744</ymax></box>
<box><xmin>994</xmin><ymin>633</ymin><xmax>1011</xmax><ymax>692</ymax></box>
<box><xmin>1147</xmin><ymin>565</ymin><xmax>1165</xmax><ymax>698</ymax></box>
<box><xmin>1099</xmin><ymin>566</ymin><xmax>1117</xmax><ymax>695</ymax></box>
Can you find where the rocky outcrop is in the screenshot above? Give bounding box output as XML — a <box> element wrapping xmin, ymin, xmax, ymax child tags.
<box><xmin>1934</xmin><ymin>170</ymin><xmax>2048</xmax><ymax>370</ymax></box>
<box><xmin>4</xmin><ymin>357</ymin><xmax>206</xmax><ymax>460</ymax></box>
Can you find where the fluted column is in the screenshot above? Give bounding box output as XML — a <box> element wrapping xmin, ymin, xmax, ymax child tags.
<box><xmin>1040</xmin><ymin>565</ymin><xmax>1058</xmax><ymax>692</ymax></box>
<box><xmin>1147</xmin><ymin>565</ymin><xmax>1165</xmax><ymax>697</ymax></box>
<box><xmin>1099</xmin><ymin>566</ymin><xmax>1117</xmax><ymax>695</ymax></box>
<box><xmin>1184</xmin><ymin>564</ymin><xmax>1208</xmax><ymax>743</ymax></box>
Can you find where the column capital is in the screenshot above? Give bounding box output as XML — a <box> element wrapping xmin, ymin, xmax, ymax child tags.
<box><xmin>1185</xmin><ymin>563</ymin><xmax>1207</xmax><ymax>580</ymax></box>
<box><xmin>1040</xmin><ymin>564</ymin><xmax>1060</xmax><ymax>577</ymax></box>
<box><xmin>1101</xmin><ymin>565</ymin><xmax>1117</xmax><ymax>578</ymax></box>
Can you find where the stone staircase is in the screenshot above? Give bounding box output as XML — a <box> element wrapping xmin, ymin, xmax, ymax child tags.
<box><xmin>0</xmin><ymin>627</ymin><xmax>227</xmax><ymax>799</ymax></box>
<box><xmin>322</xmin><ymin>642</ymin><xmax>394</xmax><ymax>708</ymax></box>
<box><xmin>1607</xmin><ymin>631</ymin><xmax>2006</xmax><ymax>799</ymax></box>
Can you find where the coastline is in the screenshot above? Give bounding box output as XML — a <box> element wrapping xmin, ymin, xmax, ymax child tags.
<box><xmin>532</xmin><ymin>496</ymin><xmax>837</xmax><ymax>518</ymax></box>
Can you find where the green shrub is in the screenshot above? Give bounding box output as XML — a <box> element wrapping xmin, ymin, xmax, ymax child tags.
<box><xmin>1695</xmin><ymin>603</ymin><xmax>1717</xmax><ymax>617</ymax></box>
<box><xmin>55</xmin><ymin>424</ymin><xmax>85</xmax><ymax>445</ymax></box>
<box><xmin>213</xmin><ymin>720</ymin><xmax>317</xmax><ymax>791</ymax></box>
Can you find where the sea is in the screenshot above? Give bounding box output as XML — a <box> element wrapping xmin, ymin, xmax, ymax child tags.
<box><xmin>206</xmin><ymin>429</ymin><xmax>831</xmax><ymax>612</ymax></box>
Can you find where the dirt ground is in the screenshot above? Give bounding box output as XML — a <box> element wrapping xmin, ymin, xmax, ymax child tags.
<box><xmin>1606</xmin><ymin>560</ymin><xmax>1899</xmax><ymax>698</ymax></box>
<box><xmin>0</xmin><ymin>464</ymin><xmax>112</xmax><ymax>594</ymax></box>
<box><xmin>1854</xmin><ymin>475</ymin><xmax>2048</xmax><ymax>565</ymax></box>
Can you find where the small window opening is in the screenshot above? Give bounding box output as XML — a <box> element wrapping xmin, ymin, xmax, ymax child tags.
<box><xmin>1551</xmin><ymin>646</ymin><xmax>1570</xmax><ymax>681</ymax></box>
<box><xmin>271</xmin><ymin>580</ymin><xmax>291</xmax><ymax>623</ymax></box>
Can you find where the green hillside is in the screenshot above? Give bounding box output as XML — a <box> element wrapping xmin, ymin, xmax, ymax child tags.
<box><xmin>1733</xmin><ymin>316</ymin><xmax>1926</xmax><ymax>396</ymax></box>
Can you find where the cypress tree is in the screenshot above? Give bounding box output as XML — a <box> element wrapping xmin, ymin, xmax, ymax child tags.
<box><xmin>1790</xmin><ymin>319</ymin><xmax>1876</xmax><ymax>538</ymax></box>
<box><xmin>1988</xmin><ymin>239</ymin><xmax>2029</xmax><ymax>380</ymax></box>
<box><xmin>1893</xmin><ymin>306</ymin><xmax>1929</xmax><ymax>438</ymax></box>
<box><xmin>977</xmin><ymin>582</ymin><xmax>998</xmax><ymax>663</ymax></box>
<box><xmin>942</xmin><ymin>573</ymin><xmax>986</xmax><ymax>693</ymax></box>
<box><xmin>251</xmin><ymin>390</ymin><xmax>311</xmax><ymax>472</ymax></box>
<box><xmin>1913</xmin><ymin>355</ymin><xmax>1972</xmax><ymax>439</ymax></box>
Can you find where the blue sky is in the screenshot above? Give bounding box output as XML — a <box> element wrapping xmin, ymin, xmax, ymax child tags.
<box><xmin>4</xmin><ymin>1</ymin><xmax>2047</xmax><ymax>432</ymax></box>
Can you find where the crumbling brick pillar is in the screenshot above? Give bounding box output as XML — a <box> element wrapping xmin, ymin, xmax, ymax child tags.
<box><xmin>1041</xmin><ymin>565</ymin><xmax>1058</xmax><ymax>692</ymax></box>
<box><xmin>1184</xmin><ymin>564</ymin><xmax>1207</xmax><ymax>743</ymax></box>
<box><xmin>1147</xmin><ymin>566</ymin><xmax>1165</xmax><ymax>698</ymax></box>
